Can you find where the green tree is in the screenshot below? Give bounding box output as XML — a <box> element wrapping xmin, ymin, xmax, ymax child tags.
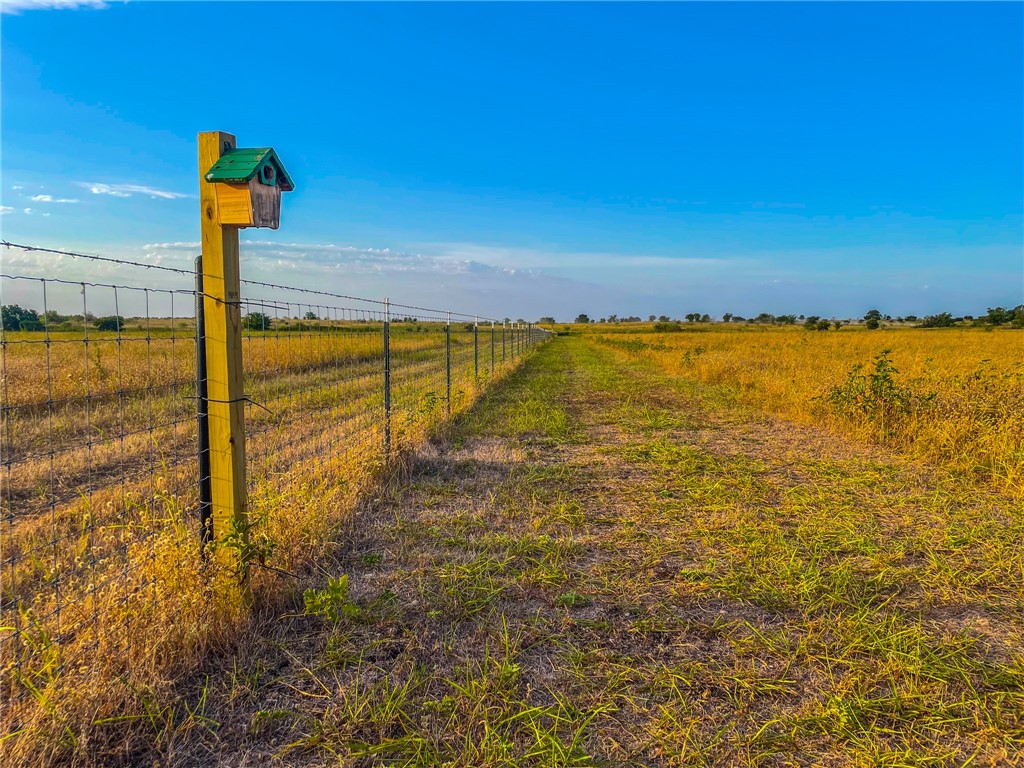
<box><xmin>303</xmin><ymin>311</ymin><xmax>318</xmax><ymax>321</ymax></box>
<box><xmin>984</xmin><ymin>307</ymin><xmax>1016</xmax><ymax>326</ymax></box>
<box><xmin>722</xmin><ymin>313</ymin><xmax>733</xmax><ymax>323</ymax></box>
<box><xmin>538</xmin><ymin>316</ymin><xmax>556</xmax><ymax>324</ymax></box>
<box><xmin>864</xmin><ymin>309</ymin><xmax>882</xmax><ymax>322</ymax></box>
<box><xmin>95</xmin><ymin>316</ymin><xmax>125</xmax><ymax>332</ymax></box>
<box><xmin>244</xmin><ymin>312</ymin><xmax>273</xmax><ymax>331</ymax></box>
<box><xmin>1</xmin><ymin>304</ymin><xmax>42</xmax><ymax>331</ymax></box>
<box><xmin>833</xmin><ymin>319</ymin><xmax>844</xmax><ymax>330</ymax></box>
<box><xmin>919</xmin><ymin>312</ymin><xmax>955</xmax><ymax>328</ymax></box>
<box><xmin>574</xmin><ymin>314</ymin><xmax>591</xmax><ymax>324</ymax></box>
<box><xmin>865</xmin><ymin>317</ymin><xmax>880</xmax><ymax>330</ymax></box>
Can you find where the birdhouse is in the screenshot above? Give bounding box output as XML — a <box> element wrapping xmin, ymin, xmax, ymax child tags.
<box><xmin>204</xmin><ymin>147</ymin><xmax>294</xmax><ymax>229</ymax></box>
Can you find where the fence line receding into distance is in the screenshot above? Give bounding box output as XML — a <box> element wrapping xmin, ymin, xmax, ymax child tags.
<box><xmin>0</xmin><ymin>240</ymin><xmax>550</xmax><ymax>705</ymax></box>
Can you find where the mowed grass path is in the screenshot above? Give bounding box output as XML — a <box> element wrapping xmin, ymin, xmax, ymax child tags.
<box><xmin>163</xmin><ymin>336</ymin><xmax>1022</xmax><ymax>767</ymax></box>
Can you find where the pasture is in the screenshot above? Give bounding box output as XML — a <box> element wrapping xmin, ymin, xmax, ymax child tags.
<box><xmin>4</xmin><ymin>323</ymin><xmax>1021</xmax><ymax>766</ymax></box>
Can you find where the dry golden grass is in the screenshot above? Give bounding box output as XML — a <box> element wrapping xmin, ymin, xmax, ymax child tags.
<box><xmin>1</xmin><ymin>325</ymin><xmax>442</xmax><ymax>406</ymax></box>
<box><xmin>0</xmin><ymin>322</ymin><xmax>537</xmax><ymax>765</ymax></box>
<box><xmin>138</xmin><ymin>336</ymin><xmax>1022</xmax><ymax>767</ymax></box>
<box><xmin>588</xmin><ymin>324</ymin><xmax>1024</xmax><ymax>497</ymax></box>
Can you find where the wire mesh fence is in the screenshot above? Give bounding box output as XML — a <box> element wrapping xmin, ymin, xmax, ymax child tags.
<box><xmin>0</xmin><ymin>240</ymin><xmax>550</xmax><ymax>712</ymax></box>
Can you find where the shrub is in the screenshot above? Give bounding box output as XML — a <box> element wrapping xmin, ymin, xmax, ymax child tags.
<box><xmin>2</xmin><ymin>304</ymin><xmax>42</xmax><ymax>331</ymax></box>
<box><xmin>244</xmin><ymin>312</ymin><xmax>273</xmax><ymax>331</ymax></box>
<box><xmin>825</xmin><ymin>350</ymin><xmax>935</xmax><ymax>437</ymax></box>
<box><xmin>919</xmin><ymin>312</ymin><xmax>955</xmax><ymax>328</ymax></box>
<box><xmin>95</xmin><ymin>316</ymin><xmax>126</xmax><ymax>332</ymax></box>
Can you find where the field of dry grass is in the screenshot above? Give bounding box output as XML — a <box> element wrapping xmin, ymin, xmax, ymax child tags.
<box><xmin>588</xmin><ymin>323</ymin><xmax>1024</xmax><ymax>497</ymax></box>
<box><xmin>3</xmin><ymin>325</ymin><xmax>1022</xmax><ymax>766</ymax></box>
<box><xmin>1</xmin><ymin>321</ymin><xmax>535</xmax><ymax>766</ymax></box>
<box><xmin>112</xmin><ymin>330</ymin><xmax>1019</xmax><ymax>767</ymax></box>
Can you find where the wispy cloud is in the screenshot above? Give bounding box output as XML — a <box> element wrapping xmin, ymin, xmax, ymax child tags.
<box><xmin>77</xmin><ymin>182</ymin><xmax>189</xmax><ymax>200</ymax></box>
<box><xmin>22</xmin><ymin>208</ymin><xmax>33</xmax><ymax>214</ymax></box>
<box><xmin>29</xmin><ymin>194</ymin><xmax>79</xmax><ymax>203</ymax></box>
<box><xmin>138</xmin><ymin>240</ymin><xmax>617</xmax><ymax>320</ymax></box>
<box><xmin>143</xmin><ymin>240</ymin><xmax>536</xmax><ymax>278</ymax></box>
<box><xmin>1</xmin><ymin>0</ymin><xmax>107</xmax><ymax>14</ymax></box>
<box><xmin>11</xmin><ymin>185</ymin><xmax>24</xmax><ymax>191</ymax></box>
<box><xmin>0</xmin><ymin>206</ymin><xmax>13</xmax><ymax>215</ymax></box>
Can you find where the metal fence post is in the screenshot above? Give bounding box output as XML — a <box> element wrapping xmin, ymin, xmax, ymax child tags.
<box><xmin>474</xmin><ymin>315</ymin><xmax>479</xmax><ymax>381</ymax></box>
<box><xmin>384</xmin><ymin>298</ymin><xmax>391</xmax><ymax>460</ymax></box>
<box><xmin>502</xmin><ymin>320</ymin><xmax>506</xmax><ymax>362</ymax></box>
<box><xmin>194</xmin><ymin>256</ymin><xmax>213</xmax><ymax>552</ymax></box>
<box><xmin>445</xmin><ymin>310</ymin><xmax>452</xmax><ymax>416</ymax></box>
<box><xmin>490</xmin><ymin>320</ymin><xmax>495</xmax><ymax>375</ymax></box>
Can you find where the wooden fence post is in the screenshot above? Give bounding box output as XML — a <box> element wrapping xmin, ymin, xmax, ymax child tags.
<box><xmin>198</xmin><ymin>131</ymin><xmax>249</xmax><ymax>586</ymax></box>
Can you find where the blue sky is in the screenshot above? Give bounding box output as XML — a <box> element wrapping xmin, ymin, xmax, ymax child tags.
<box><xmin>2</xmin><ymin>1</ymin><xmax>1022</xmax><ymax>320</ymax></box>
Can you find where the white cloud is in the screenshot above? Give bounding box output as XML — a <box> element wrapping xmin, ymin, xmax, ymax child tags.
<box><xmin>0</xmin><ymin>206</ymin><xmax>13</xmax><ymax>215</ymax></box>
<box><xmin>138</xmin><ymin>239</ymin><xmax>615</xmax><ymax>320</ymax></box>
<box><xmin>23</xmin><ymin>208</ymin><xmax>33</xmax><ymax>214</ymax></box>
<box><xmin>5</xmin><ymin>237</ymin><xmax>1018</xmax><ymax>321</ymax></box>
<box><xmin>1</xmin><ymin>1</ymin><xmax>107</xmax><ymax>14</ymax></box>
<box><xmin>29</xmin><ymin>194</ymin><xmax>79</xmax><ymax>203</ymax></box>
<box><xmin>77</xmin><ymin>182</ymin><xmax>189</xmax><ymax>200</ymax></box>
<box><xmin>11</xmin><ymin>185</ymin><xmax>24</xmax><ymax>191</ymax></box>
<box><xmin>417</xmin><ymin>242</ymin><xmax>733</xmax><ymax>274</ymax></box>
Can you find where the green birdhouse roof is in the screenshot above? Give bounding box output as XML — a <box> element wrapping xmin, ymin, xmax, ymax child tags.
<box><xmin>205</xmin><ymin>147</ymin><xmax>294</xmax><ymax>191</ymax></box>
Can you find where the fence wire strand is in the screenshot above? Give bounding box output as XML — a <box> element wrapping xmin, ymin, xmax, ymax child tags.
<box><xmin>0</xmin><ymin>241</ymin><xmax>550</xmax><ymax>710</ymax></box>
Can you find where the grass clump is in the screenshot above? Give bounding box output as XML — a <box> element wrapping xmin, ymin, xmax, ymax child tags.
<box><xmin>825</xmin><ymin>349</ymin><xmax>936</xmax><ymax>438</ymax></box>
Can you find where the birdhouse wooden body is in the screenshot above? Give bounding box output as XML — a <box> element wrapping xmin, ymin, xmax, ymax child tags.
<box><xmin>204</xmin><ymin>148</ymin><xmax>294</xmax><ymax>229</ymax></box>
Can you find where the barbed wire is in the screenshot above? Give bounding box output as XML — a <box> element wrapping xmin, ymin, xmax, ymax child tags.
<box><xmin>2</xmin><ymin>240</ymin><xmax>198</xmax><ymax>277</ymax></box>
<box><xmin>2</xmin><ymin>240</ymin><xmax>503</xmax><ymax>323</ymax></box>
<box><xmin>0</xmin><ymin>237</ymin><xmax>551</xmax><ymax>721</ymax></box>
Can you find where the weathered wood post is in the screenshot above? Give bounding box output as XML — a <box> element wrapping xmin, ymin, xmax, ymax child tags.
<box><xmin>198</xmin><ymin>131</ymin><xmax>293</xmax><ymax>587</ymax></box>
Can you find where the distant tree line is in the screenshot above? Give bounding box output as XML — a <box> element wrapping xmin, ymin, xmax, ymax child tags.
<box><xmin>5</xmin><ymin>303</ymin><xmax>1021</xmax><ymax>333</ymax></box>
<box><xmin>557</xmin><ymin>305</ymin><xmax>1024</xmax><ymax>329</ymax></box>
<box><xmin>1</xmin><ymin>305</ymin><xmax>126</xmax><ymax>332</ymax></box>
